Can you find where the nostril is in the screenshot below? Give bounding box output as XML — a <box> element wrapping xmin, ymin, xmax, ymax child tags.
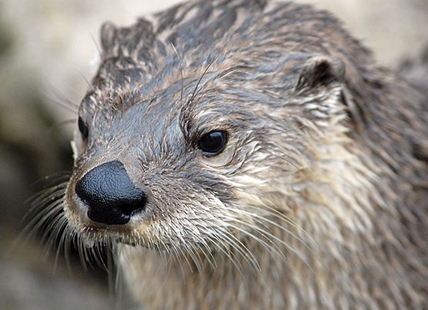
<box><xmin>75</xmin><ymin>160</ymin><xmax>146</xmax><ymax>225</ymax></box>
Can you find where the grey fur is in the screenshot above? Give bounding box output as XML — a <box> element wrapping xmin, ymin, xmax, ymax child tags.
<box><xmin>33</xmin><ymin>0</ymin><xmax>428</xmax><ymax>309</ymax></box>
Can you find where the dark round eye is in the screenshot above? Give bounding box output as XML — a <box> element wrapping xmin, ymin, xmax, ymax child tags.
<box><xmin>198</xmin><ymin>131</ymin><xmax>228</xmax><ymax>156</ymax></box>
<box><xmin>78</xmin><ymin>116</ymin><xmax>89</xmax><ymax>140</ymax></box>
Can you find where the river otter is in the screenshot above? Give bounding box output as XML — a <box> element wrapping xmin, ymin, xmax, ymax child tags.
<box><xmin>32</xmin><ymin>0</ymin><xmax>428</xmax><ymax>309</ymax></box>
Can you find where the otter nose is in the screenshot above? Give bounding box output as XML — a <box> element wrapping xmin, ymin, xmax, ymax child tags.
<box><xmin>75</xmin><ymin>160</ymin><xmax>146</xmax><ymax>225</ymax></box>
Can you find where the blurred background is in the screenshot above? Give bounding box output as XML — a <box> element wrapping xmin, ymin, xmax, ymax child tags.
<box><xmin>1</xmin><ymin>0</ymin><xmax>427</xmax><ymax>309</ymax></box>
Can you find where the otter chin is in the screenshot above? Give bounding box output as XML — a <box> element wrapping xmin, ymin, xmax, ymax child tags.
<box><xmin>36</xmin><ymin>0</ymin><xmax>427</xmax><ymax>309</ymax></box>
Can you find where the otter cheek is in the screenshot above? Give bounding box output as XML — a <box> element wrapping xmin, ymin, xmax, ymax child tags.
<box><xmin>75</xmin><ymin>160</ymin><xmax>146</xmax><ymax>225</ymax></box>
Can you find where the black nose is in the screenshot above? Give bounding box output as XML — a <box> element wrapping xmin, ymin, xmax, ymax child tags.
<box><xmin>75</xmin><ymin>160</ymin><xmax>146</xmax><ymax>225</ymax></box>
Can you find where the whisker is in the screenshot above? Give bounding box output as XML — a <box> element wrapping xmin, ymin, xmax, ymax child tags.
<box><xmin>246</xmin><ymin>203</ymin><xmax>317</xmax><ymax>248</ymax></box>
<box><xmin>212</xmin><ymin>228</ymin><xmax>259</xmax><ymax>272</ymax></box>
<box><xmin>189</xmin><ymin>55</ymin><xmax>218</xmax><ymax>104</ymax></box>
<box><xmin>225</xmin><ymin>207</ymin><xmax>315</xmax><ymax>271</ymax></box>
<box><xmin>238</xmin><ymin>207</ymin><xmax>312</xmax><ymax>250</ymax></box>
<box><xmin>90</xmin><ymin>32</ymin><xmax>103</xmax><ymax>66</ymax></box>
<box><xmin>42</xmin><ymin>85</ymin><xmax>79</xmax><ymax>114</ymax></box>
<box><xmin>170</xmin><ymin>42</ymin><xmax>185</xmax><ymax>109</ymax></box>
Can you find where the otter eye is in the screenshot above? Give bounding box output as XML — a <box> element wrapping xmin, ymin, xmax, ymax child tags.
<box><xmin>198</xmin><ymin>131</ymin><xmax>228</xmax><ymax>156</ymax></box>
<box><xmin>78</xmin><ymin>116</ymin><xmax>89</xmax><ymax>141</ymax></box>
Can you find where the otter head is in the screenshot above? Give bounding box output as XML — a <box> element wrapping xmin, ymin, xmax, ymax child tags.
<box><xmin>63</xmin><ymin>12</ymin><xmax>377</xmax><ymax>268</ymax></box>
<box><xmin>65</xmin><ymin>43</ymin><xmax>357</xmax><ymax>259</ymax></box>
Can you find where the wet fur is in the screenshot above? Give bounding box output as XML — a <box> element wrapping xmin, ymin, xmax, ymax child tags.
<box><xmin>31</xmin><ymin>0</ymin><xmax>427</xmax><ymax>309</ymax></box>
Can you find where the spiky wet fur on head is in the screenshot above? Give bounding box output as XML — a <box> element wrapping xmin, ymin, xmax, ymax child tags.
<box><xmin>31</xmin><ymin>0</ymin><xmax>428</xmax><ymax>309</ymax></box>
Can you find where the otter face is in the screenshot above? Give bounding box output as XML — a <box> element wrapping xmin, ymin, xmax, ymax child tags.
<box><xmin>60</xmin><ymin>0</ymin><xmax>373</xmax><ymax>264</ymax></box>
<box><xmin>63</xmin><ymin>42</ymin><xmax>356</xmax><ymax>263</ymax></box>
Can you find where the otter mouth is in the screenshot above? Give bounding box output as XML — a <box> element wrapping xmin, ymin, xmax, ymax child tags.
<box><xmin>82</xmin><ymin>222</ymin><xmax>131</xmax><ymax>235</ymax></box>
<box><xmin>78</xmin><ymin>223</ymin><xmax>143</xmax><ymax>247</ymax></box>
<box><xmin>64</xmin><ymin>200</ymin><xmax>145</xmax><ymax>247</ymax></box>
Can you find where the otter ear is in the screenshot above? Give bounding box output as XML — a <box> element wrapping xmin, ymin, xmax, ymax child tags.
<box><xmin>100</xmin><ymin>22</ymin><xmax>119</xmax><ymax>57</ymax></box>
<box><xmin>294</xmin><ymin>56</ymin><xmax>345</xmax><ymax>94</ymax></box>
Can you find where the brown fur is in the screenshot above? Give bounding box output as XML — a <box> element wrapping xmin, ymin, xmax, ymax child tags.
<box><xmin>35</xmin><ymin>0</ymin><xmax>428</xmax><ymax>309</ymax></box>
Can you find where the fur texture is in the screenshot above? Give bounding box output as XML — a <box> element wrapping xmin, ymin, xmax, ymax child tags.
<box><xmin>32</xmin><ymin>0</ymin><xmax>428</xmax><ymax>309</ymax></box>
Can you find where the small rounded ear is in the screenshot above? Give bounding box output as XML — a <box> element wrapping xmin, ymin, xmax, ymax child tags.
<box><xmin>100</xmin><ymin>22</ymin><xmax>118</xmax><ymax>55</ymax></box>
<box><xmin>294</xmin><ymin>56</ymin><xmax>345</xmax><ymax>94</ymax></box>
